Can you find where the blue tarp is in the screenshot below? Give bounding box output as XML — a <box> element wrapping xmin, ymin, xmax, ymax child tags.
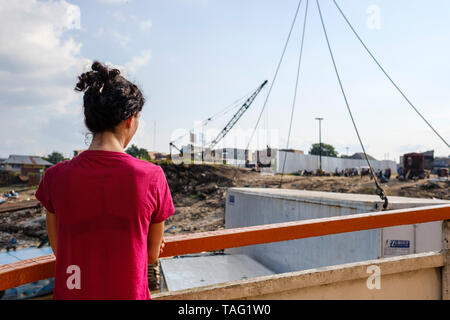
<box><xmin>1</xmin><ymin>247</ymin><xmax>53</xmax><ymax>262</ymax></box>
<box><xmin>0</xmin><ymin>246</ymin><xmax>54</xmax><ymax>300</ymax></box>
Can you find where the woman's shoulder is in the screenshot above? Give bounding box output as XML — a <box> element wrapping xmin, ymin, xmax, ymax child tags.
<box><xmin>44</xmin><ymin>160</ymin><xmax>70</xmax><ymax>175</ymax></box>
<box><xmin>127</xmin><ymin>157</ymin><xmax>165</xmax><ymax>176</ymax></box>
<box><xmin>126</xmin><ymin>159</ymin><xmax>169</xmax><ymax>187</ymax></box>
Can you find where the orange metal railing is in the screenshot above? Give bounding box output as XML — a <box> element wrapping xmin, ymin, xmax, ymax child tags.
<box><xmin>1</xmin><ymin>204</ymin><xmax>449</xmax><ymax>291</ymax></box>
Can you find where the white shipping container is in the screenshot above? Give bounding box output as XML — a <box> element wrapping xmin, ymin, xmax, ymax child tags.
<box><xmin>225</xmin><ymin>188</ymin><xmax>449</xmax><ymax>274</ymax></box>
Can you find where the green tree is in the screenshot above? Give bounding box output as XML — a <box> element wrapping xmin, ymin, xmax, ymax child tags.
<box><xmin>44</xmin><ymin>151</ymin><xmax>65</xmax><ymax>164</ymax></box>
<box><xmin>308</xmin><ymin>143</ymin><xmax>338</xmax><ymax>158</ymax></box>
<box><xmin>125</xmin><ymin>144</ymin><xmax>150</xmax><ymax>161</ymax></box>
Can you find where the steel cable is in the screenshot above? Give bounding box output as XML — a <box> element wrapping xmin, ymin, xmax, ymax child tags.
<box><xmin>333</xmin><ymin>0</ymin><xmax>449</xmax><ymax>149</ymax></box>
<box><xmin>231</xmin><ymin>0</ymin><xmax>304</xmax><ymax>182</ymax></box>
<box><xmin>316</xmin><ymin>0</ymin><xmax>388</xmax><ymax>209</ymax></box>
<box><xmin>279</xmin><ymin>0</ymin><xmax>309</xmax><ymax>188</ymax></box>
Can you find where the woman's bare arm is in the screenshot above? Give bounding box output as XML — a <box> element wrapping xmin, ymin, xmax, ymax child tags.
<box><xmin>46</xmin><ymin>211</ymin><xmax>58</xmax><ymax>256</ymax></box>
<box><xmin>148</xmin><ymin>221</ymin><xmax>165</xmax><ymax>264</ymax></box>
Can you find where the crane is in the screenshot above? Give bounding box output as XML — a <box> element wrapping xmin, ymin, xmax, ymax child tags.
<box><xmin>207</xmin><ymin>80</ymin><xmax>268</xmax><ymax>150</ymax></box>
<box><xmin>169</xmin><ymin>80</ymin><xmax>268</xmax><ymax>159</ymax></box>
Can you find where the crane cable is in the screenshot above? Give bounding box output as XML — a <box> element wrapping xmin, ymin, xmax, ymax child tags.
<box><xmin>231</xmin><ymin>0</ymin><xmax>304</xmax><ymax>183</ymax></box>
<box><xmin>207</xmin><ymin>85</ymin><xmax>265</xmax><ymax>124</ymax></box>
<box><xmin>170</xmin><ymin>86</ymin><xmax>259</xmax><ymax>145</ymax></box>
<box><xmin>279</xmin><ymin>0</ymin><xmax>309</xmax><ymax>188</ymax></box>
<box><xmin>317</xmin><ymin>0</ymin><xmax>388</xmax><ymax>210</ymax></box>
<box><xmin>333</xmin><ymin>0</ymin><xmax>449</xmax><ymax>150</ymax></box>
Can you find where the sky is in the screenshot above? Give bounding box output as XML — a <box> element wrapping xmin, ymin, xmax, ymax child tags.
<box><xmin>0</xmin><ymin>0</ymin><xmax>449</xmax><ymax>162</ymax></box>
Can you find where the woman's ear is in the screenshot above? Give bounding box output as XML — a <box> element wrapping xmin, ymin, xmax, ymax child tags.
<box><xmin>125</xmin><ymin>116</ymin><xmax>133</xmax><ymax>129</ymax></box>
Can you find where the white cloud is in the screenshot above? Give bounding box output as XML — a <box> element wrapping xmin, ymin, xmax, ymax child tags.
<box><xmin>109</xmin><ymin>11</ymin><xmax>127</xmax><ymax>22</ymax></box>
<box><xmin>124</xmin><ymin>50</ymin><xmax>152</xmax><ymax>76</ymax></box>
<box><xmin>112</xmin><ymin>30</ymin><xmax>132</xmax><ymax>48</ymax></box>
<box><xmin>179</xmin><ymin>0</ymin><xmax>209</xmax><ymax>7</ymax></box>
<box><xmin>0</xmin><ymin>0</ymin><xmax>89</xmax><ymax>114</ymax></box>
<box><xmin>0</xmin><ymin>0</ymin><xmax>154</xmax><ymax>157</ymax></box>
<box><xmin>0</xmin><ymin>0</ymin><xmax>91</xmax><ymax>157</ymax></box>
<box><xmin>97</xmin><ymin>0</ymin><xmax>132</xmax><ymax>4</ymax></box>
<box><xmin>102</xmin><ymin>51</ymin><xmax>150</xmax><ymax>79</ymax></box>
<box><xmin>93</xmin><ymin>27</ymin><xmax>105</xmax><ymax>38</ymax></box>
<box><xmin>140</xmin><ymin>20</ymin><xmax>153</xmax><ymax>30</ymax></box>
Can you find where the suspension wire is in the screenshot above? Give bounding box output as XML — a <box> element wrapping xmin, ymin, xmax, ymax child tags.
<box><xmin>208</xmin><ymin>85</ymin><xmax>264</xmax><ymax>123</ymax></box>
<box><xmin>231</xmin><ymin>0</ymin><xmax>304</xmax><ymax>183</ymax></box>
<box><xmin>316</xmin><ymin>0</ymin><xmax>388</xmax><ymax>210</ymax></box>
<box><xmin>333</xmin><ymin>0</ymin><xmax>449</xmax><ymax>149</ymax></box>
<box><xmin>279</xmin><ymin>0</ymin><xmax>309</xmax><ymax>188</ymax></box>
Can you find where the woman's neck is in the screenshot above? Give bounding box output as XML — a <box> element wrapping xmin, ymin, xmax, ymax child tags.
<box><xmin>88</xmin><ymin>131</ymin><xmax>126</xmax><ymax>153</ymax></box>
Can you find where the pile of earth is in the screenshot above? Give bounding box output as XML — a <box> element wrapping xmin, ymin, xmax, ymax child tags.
<box><xmin>0</xmin><ymin>207</ymin><xmax>45</xmax><ymax>250</ymax></box>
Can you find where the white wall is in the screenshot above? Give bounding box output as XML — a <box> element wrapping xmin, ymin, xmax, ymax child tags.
<box><xmin>276</xmin><ymin>151</ymin><xmax>397</xmax><ymax>174</ymax></box>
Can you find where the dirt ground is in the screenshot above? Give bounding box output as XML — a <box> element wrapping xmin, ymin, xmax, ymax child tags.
<box><xmin>0</xmin><ymin>163</ymin><xmax>449</xmax><ymax>251</ymax></box>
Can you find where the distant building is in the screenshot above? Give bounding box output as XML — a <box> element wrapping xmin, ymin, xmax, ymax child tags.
<box><xmin>1</xmin><ymin>155</ymin><xmax>53</xmax><ymax>174</ymax></box>
<box><xmin>252</xmin><ymin>147</ymin><xmax>278</xmax><ymax>166</ymax></box>
<box><xmin>211</xmin><ymin>147</ymin><xmax>251</xmax><ymax>166</ymax></box>
<box><xmin>433</xmin><ymin>156</ymin><xmax>450</xmax><ymax>173</ymax></box>
<box><xmin>1</xmin><ymin>155</ymin><xmax>53</xmax><ymax>185</ymax></box>
<box><xmin>423</xmin><ymin>150</ymin><xmax>434</xmax><ymax>170</ymax></box>
<box><xmin>177</xmin><ymin>144</ymin><xmax>251</xmax><ymax>166</ymax></box>
<box><xmin>398</xmin><ymin>150</ymin><xmax>448</xmax><ymax>173</ymax></box>
<box><xmin>0</xmin><ymin>158</ymin><xmax>6</xmax><ymax>172</ymax></box>
<box><xmin>179</xmin><ymin>144</ymin><xmax>205</xmax><ymax>163</ymax></box>
<box><xmin>403</xmin><ymin>152</ymin><xmax>424</xmax><ymax>171</ymax></box>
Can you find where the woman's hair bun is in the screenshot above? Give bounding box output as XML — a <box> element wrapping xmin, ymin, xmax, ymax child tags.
<box><xmin>74</xmin><ymin>60</ymin><xmax>146</xmax><ymax>135</ymax></box>
<box><xmin>91</xmin><ymin>61</ymin><xmax>103</xmax><ymax>72</ymax></box>
<box><xmin>109</xmin><ymin>68</ymin><xmax>121</xmax><ymax>81</ymax></box>
<box><xmin>75</xmin><ymin>61</ymin><xmax>119</xmax><ymax>93</ymax></box>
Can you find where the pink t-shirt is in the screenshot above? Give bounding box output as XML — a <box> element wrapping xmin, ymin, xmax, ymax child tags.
<box><xmin>35</xmin><ymin>150</ymin><xmax>175</xmax><ymax>300</ymax></box>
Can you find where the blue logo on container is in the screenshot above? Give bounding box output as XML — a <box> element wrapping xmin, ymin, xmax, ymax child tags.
<box><xmin>388</xmin><ymin>240</ymin><xmax>410</xmax><ymax>248</ymax></box>
<box><xmin>229</xmin><ymin>195</ymin><xmax>235</xmax><ymax>203</ymax></box>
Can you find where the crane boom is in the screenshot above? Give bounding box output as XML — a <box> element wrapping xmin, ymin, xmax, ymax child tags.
<box><xmin>208</xmin><ymin>80</ymin><xmax>268</xmax><ymax>150</ymax></box>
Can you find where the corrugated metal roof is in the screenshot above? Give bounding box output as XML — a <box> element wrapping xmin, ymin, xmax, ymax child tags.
<box><xmin>3</xmin><ymin>155</ymin><xmax>53</xmax><ymax>166</ymax></box>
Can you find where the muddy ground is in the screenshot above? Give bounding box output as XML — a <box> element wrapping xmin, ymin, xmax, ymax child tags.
<box><xmin>0</xmin><ymin>163</ymin><xmax>449</xmax><ymax>251</ymax></box>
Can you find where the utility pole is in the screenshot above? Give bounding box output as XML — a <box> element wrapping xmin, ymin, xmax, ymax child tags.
<box><xmin>153</xmin><ymin>121</ymin><xmax>156</xmax><ymax>151</ymax></box>
<box><xmin>315</xmin><ymin>117</ymin><xmax>324</xmax><ymax>171</ymax></box>
<box><xmin>201</xmin><ymin>122</ymin><xmax>206</xmax><ymax>163</ymax></box>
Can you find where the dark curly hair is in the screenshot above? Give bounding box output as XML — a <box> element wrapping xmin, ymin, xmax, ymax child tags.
<box><xmin>75</xmin><ymin>61</ymin><xmax>145</xmax><ymax>134</ymax></box>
